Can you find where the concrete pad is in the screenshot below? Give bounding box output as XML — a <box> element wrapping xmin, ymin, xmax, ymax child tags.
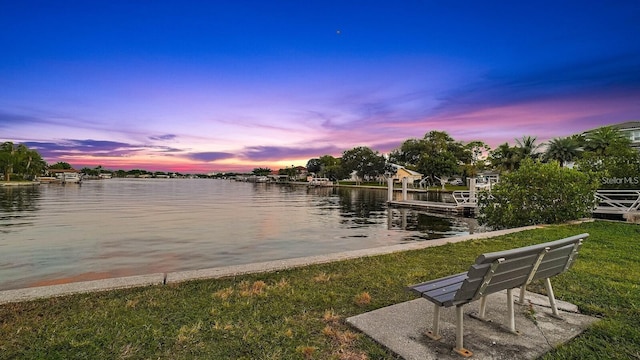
<box><xmin>347</xmin><ymin>291</ymin><xmax>599</xmax><ymax>360</ymax></box>
<box><xmin>0</xmin><ymin>273</ymin><xmax>165</xmax><ymax>304</ymax></box>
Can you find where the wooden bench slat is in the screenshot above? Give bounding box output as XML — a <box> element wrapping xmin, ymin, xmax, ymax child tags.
<box><xmin>407</xmin><ymin>273</ymin><xmax>467</xmax><ymax>306</ymax></box>
<box><xmin>428</xmin><ymin>291</ymin><xmax>459</xmax><ymax>307</ymax></box>
<box><xmin>407</xmin><ymin>273</ymin><xmax>466</xmax><ymax>293</ymax></box>
<box><xmin>534</xmin><ymin>264</ymin><xmax>571</xmax><ymax>280</ymax></box>
<box><xmin>476</xmin><ymin>234</ymin><xmax>586</xmax><ymax>264</ymax></box>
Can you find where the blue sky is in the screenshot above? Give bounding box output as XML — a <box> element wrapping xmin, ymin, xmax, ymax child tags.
<box><xmin>1</xmin><ymin>1</ymin><xmax>639</xmax><ymax>172</ymax></box>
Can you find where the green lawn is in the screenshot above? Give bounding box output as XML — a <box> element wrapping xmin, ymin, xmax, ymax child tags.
<box><xmin>1</xmin><ymin>221</ymin><xmax>639</xmax><ymax>359</ymax></box>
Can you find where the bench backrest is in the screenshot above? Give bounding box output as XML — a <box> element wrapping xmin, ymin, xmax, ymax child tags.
<box><xmin>453</xmin><ymin>233</ymin><xmax>588</xmax><ymax>304</ymax></box>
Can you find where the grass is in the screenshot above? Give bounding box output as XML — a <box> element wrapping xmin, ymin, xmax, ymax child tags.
<box><xmin>1</xmin><ymin>221</ymin><xmax>639</xmax><ymax>359</ymax></box>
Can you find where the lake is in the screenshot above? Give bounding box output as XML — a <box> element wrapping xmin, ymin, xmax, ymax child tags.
<box><xmin>0</xmin><ymin>179</ymin><xmax>482</xmax><ymax>291</ymax></box>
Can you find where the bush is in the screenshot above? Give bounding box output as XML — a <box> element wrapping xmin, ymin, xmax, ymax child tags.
<box><xmin>478</xmin><ymin>159</ymin><xmax>599</xmax><ymax>229</ymax></box>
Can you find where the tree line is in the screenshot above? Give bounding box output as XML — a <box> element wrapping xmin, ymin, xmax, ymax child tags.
<box><xmin>305</xmin><ymin>127</ymin><xmax>640</xmax><ymax>189</ymax></box>
<box><xmin>0</xmin><ymin>142</ymin><xmax>213</xmax><ymax>181</ymax></box>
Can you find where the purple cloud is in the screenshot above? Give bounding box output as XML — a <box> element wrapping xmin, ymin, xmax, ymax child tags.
<box><xmin>188</xmin><ymin>152</ymin><xmax>234</xmax><ymax>162</ymax></box>
<box><xmin>21</xmin><ymin>139</ymin><xmax>183</xmax><ymax>160</ymax></box>
<box><xmin>0</xmin><ymin>111</ymin><xmax>59</xmax><ymax>129</ymax></box>
<box><xmin>22</xmin><ymin>140</ymin><xmax>139</xmax><ymax>158</ymax></box>
<box><xmin>149</xmin><ymin>134</ymin><xmax>177</xmax><ymax>141</ymax></box>
<box><xmin>241</xmin><ymin>145</ymin><xmax>341</xmax><ymax>161</ymax></box>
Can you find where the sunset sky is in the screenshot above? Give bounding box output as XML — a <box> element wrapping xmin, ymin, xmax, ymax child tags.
<box><xmin>1</xmin><ymin>1</ymin><xmax>639</xmax><ymax>172</ymax></box>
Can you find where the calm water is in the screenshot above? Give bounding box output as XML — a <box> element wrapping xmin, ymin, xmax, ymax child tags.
<box><xmin>0</xmin><ymin>179</ymin><xmax>482</xmax><ymax>290</ymax></box>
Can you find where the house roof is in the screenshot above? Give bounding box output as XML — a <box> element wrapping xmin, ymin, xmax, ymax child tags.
<box><xmin>390</xmin><ymin>163</ymin><xmax>423</xmax><ymax>177</ymax></box>
<box><xmin>48</xmin><ymin>168</ymin><xmax>80</xmax><ymax>173</ymax></box>
<box><xmin>399</xmin><ymin>168</ymin><xmax>423</xmax><ymax>177</ymax></box>
<box><xmin>611</xmin><ymin>121</ymin><xmax>640</xmax><ymax>131</ymax></box>
<box><xmin>584</xmin><ymin>121</ymin><xmax>640</xmax><ymax>133</ymax></box>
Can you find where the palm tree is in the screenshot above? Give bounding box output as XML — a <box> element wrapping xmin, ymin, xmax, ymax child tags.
<box><xmin>584</xmin><ymin>126</ymin><xmax>630</xmax><ymax>155</ymax></box>
<box><xmin>489</xmin><ymin>142</ymin><xmax>521</xmax><ymax>172</ymax></box>
<box><xmin>0</xmin><ymin>142</ymin><xmax>46</xmax><ymax>181</ymax></box>
<box><xmin>0</xmin><ymin>142</ymin><xmax>16</xmax><ymax>181</ymax></box>
<box><xmin>544</xmin><ymin>137</ymin><xmax>582</xmax><ymax>167</ymax></box>
<box><xmin>515</xmin><ymin>135</ymin><xmax>542</xmax><ymax>160</ymax></box>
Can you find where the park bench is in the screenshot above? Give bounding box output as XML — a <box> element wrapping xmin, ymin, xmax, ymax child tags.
<box><xmin>407</xmin><ymin>233</ymin><xmax>588</xmax><ymax>357</ymax></box>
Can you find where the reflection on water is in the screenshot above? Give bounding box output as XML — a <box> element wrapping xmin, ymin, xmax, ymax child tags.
<box><xmin>388</xmin><ymin>208</ymin><xmax>479</xmax><ymax>240</ymax></box>
<box><xmin>0</xmin><ymin>186</ymin><xmax>41</xmax><ymax>234</ymax></box>
<box><xmin>0</xmin><ymin>179</ymin><xmax>483</xmax><ymax>290</ymax></box>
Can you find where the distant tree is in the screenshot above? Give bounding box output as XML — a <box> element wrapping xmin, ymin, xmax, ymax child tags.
<box><xmin>419</xmin><ymin>131</ymin><xmax>467</xmax><ymax>187</ymax></box>
<box><xmin>49</xmin><ymin>162</ymin><xmax>73</xmax><ymax>170</ymax></box>
<box><xmin>388</xmin><ymin>138</ymin><xmax>424</xmax><ymax>168</ymax></box>
<box><xmin>544</xmin><ymin>137</ymin><xmax>582</xmax><ymax>167</ymax></box>
<box><xmin>81</xmin><ymin>167</ymin><xmax>93</xmax><ymax>175</ymax></box>
<box><xmin>489</xmin><ymin>143</ymin><xmax>521</xmax><ymax>172</ymax></box>
<box><xmin>278</xmin><ymin>166</ymin><xmax>297</xmax><ymax>180</ymax></box>
<box><xmin>389</xmin><ymin>131</ymin><xmax>471</xmax><ymax>184</ymax></box>
<box><xmin>126</xmin><ymin>169</ymin><xmax>151</xmax><ymax>177</ymax></box>
<box><xmin>515</xmin><ymin>135</ymin><xmax>542</xmax><ymax>160</ymax></box>
<box><xmin>1</xmin><ymin>142</ymin><xmax>46</xmax><ymax>181</ymax></box>
<box><xmin>15</xmin><ymin>144</ymin><xmax>45</xmax><ymax>179</ymax></box>
<box><xmin>461</xmin><ymin>140</ymin><xmax>490</xmax><ymax>178</ymax></box>
<box><xmin>306</xmin><ymin>158</ymin><xmax>322</xmax><ymax>174</ymax></box>
<box><xmin>252</xmin><ymin>167</ymin><xmax>272</xmax><ymax>176</ymax></box>
<box><xmin>341</xmin><ymin>146</ymin><xmax>386</xmax><ymax>184</ymax></box>
<box><xmin>466</xmin><ymin>141</ymin><xmax>490</xmax><ymax>167</ymax></box>
<box><xmin>318</xmin><ymin>155</ymin><xmax>348</xmax><ymax>181</ymax></box>
<box><xmin>0</xmin><ymin>142</ymin><xmax>16</xmax><ymax>181</ymax></box>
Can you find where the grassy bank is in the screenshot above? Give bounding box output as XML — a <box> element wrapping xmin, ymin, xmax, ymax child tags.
<box><xmin>1</xmin><ymin>221</ymin><xmax>639</xmax><ymax>359</ymax></box>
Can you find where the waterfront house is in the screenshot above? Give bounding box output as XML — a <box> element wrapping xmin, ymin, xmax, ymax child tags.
<box><xmin>389</xmin><ymin>164</ymin><xmax>423</xmax><ymax>184</ymax></box>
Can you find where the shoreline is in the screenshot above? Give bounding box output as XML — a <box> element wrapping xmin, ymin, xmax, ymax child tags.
<box><xmin>0</xmin><ymin>224</ymin><xmax>541</xmax><ymax>305</ymax></box>
<box><xmin>1</xmin><ymin>181</ymin><xmax>40</xmax><ymax>187</ymax></box>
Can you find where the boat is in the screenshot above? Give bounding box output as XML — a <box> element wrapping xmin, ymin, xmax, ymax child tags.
<box><xmin>52</xmin><ymin>171</ymin><xmax>82</xmax><ymax>184</ymax></box>
<box><xmin>308</xmin><ymin>178</ymin><xmax>333</xmax><ymax>187</ymax></box>
<box><xmin>37</xmin><ymin>176</ymin><xmax>57</xmax><ymax>184</ymax></box>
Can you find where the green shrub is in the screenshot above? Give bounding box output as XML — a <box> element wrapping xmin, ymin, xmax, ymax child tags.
<box><xmin>478</xmin><ymin>159</ymin><xmax>599</xmax><ymax>229</ymax></box>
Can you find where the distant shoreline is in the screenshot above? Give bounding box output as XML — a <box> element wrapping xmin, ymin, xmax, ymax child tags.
<box><xmin>0</xmin><ymin>181</ymin><xmax>40</xmax><ymax>187</ymax></box>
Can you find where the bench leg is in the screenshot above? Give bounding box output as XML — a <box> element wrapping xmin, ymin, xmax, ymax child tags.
<box><xmin>454</xmin><ymin>305</ymin><xmax>473</xmax><ymax>357</ymax></box>
<box><xmin>506</xmin><ymin>288</ymin><xmax>518</xmax><ymax>334</ymax></box>
<box><xmin>478</xmin><ymin>295</ymin><xmax>487</xmax><ymax>319</ymax></box>
<box><xmin>518</xmin><ymin>284</ymin><xmax>527</xmax><ymax>305</ymax></box>
<box><xmin>544</xmin><ymin>278</ymin><xmax>562</xmax><ymax>319</ymax></box>
<box><xmin>426</xmin><ymin>304</ymin><xmax>442</xmax><ymax>341</ymax></box>
<box><xmin>469</xmin><ymin>295</ymin><xmax>489</xmax><ymax>322</ymax></box>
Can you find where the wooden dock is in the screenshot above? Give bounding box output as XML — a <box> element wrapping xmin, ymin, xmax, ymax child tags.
<box><xmin>388</xmin><ymin>200</ymin><xmax>477</xmax><ymax>216</ymax></box>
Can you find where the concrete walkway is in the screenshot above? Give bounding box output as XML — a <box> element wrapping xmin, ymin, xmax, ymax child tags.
<box><xmin>347</xmin><ymin>291</ymin><xmax>598</xmax><ymax>359</ymax></box>
<box><xmin>0</xmin><ymin>225</ymin><xmax>543</xmax><ymax>304</ymax></box>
